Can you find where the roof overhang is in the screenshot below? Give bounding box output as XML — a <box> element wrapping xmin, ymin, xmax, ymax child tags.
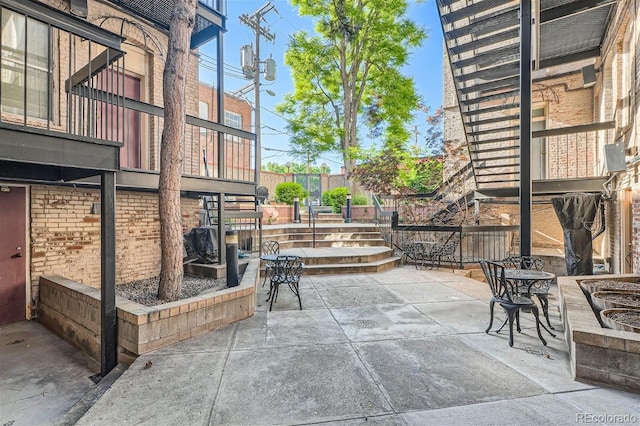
<box><xmin>105</xmin><ymin>0</ymin><xmax>226</xmax><ymax>49</ymax></box>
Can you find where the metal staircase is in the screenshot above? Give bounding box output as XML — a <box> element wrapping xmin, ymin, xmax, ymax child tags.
<box><xmin>436</xmin><ymin>0</ymin><xmax>618</xmax><ymax>197</ymax></box>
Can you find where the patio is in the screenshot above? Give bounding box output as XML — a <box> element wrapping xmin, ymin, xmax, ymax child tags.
<box><xmin>6</xmin><ymin>264</ymin><xmax>635</xmax><ymax>425</ymax></box>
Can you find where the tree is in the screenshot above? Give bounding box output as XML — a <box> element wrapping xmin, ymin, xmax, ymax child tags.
<box><xmin>157</xmin><ymin>0</ymin><xmax>197</xmax><ymax>302</ymax></box>
<box><xmin>263</xmin><ymin>162</ymin><xmax>330</xmax><ymax>174</ymax></box>
<box><xmin>278</xmin><ymin>0</ymin><xmax>425</xmax><ymax>190</ymax></box>
<box><xmin>349</xmin><ymin>106</ymin><xmax>444</xmax><ymax>195</ymax></box>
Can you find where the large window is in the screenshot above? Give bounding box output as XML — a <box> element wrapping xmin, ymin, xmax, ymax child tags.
<box><xmin>224</xmin><ymin>110</ymin><xmax>242</xmax><ymax>143</ymax></box>
<box><xmin>1</xmin><ymin>9</ymin><xmax>49</xmax><ymax>119</ymax></box>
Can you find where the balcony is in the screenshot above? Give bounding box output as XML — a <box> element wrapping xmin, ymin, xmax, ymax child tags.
<box><xmin>0</xmin><ymin>0</ymin><xmax>255</xmax><ymax>194</ymax></box>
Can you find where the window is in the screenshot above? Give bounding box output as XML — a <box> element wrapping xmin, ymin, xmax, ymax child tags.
<box><xmin>224</xmin><ymin>110</ymin><xmax>242</xmax><ymax>129</ymax></box>
<box><xmin>1</xmin><ymin>9</ymin><xmax>49</xmax><ymax>119</ymax></box>
<box><xmin>199</xmin><ymin>101</ymin><xmax>209</xmax><ymax>133</ymax></box>
<box><xmin>224</xmin><ymin>110</ymin><xmax>242</xmax><ymax>143</ymax></box>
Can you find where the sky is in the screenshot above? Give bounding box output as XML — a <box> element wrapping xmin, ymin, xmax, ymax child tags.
<box><xmin>199</xmin><ymin>0</ymin><xmax>443</xmax><ymax>173</ymax></box>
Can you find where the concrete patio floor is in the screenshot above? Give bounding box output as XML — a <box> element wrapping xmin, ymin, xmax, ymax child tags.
<box><xmin>2</xmin><ymin>265</ymin><xmax>639</xmax><ymax>425</ymax></box>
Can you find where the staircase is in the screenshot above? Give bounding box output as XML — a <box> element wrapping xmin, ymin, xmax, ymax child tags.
<box><xmin>261</xmin><ymin>223</ymin><xmax>401</xmax><ymax>275</ymax></box>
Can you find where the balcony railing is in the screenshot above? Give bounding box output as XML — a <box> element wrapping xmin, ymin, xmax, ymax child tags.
<box><xmin>532</xmin><ymin>121</ymin><xmax>616</xmax><ymax>180</ymax></box>
<box><xmin>1</xmin><ymin>1</ymin><xmax>254</xmax><ymax>184</ymax></box>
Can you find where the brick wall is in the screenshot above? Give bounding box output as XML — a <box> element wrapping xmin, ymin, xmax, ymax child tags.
<box><xmin>198</xmin><ymin>84</ymin><xmax>254</xmax><ymax>178</ymax></box>
<box><xmin>30</xmin><ymin>186</ymin><xmax>201</xmax><ymax>310</ymax></box>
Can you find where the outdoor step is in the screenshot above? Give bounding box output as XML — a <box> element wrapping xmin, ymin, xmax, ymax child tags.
<box><xmin>265</xmin><ymin>232</ymin><xmax>385</xmax><ymax>241</ymax></box>
<box><xmin>278</xmin><ymin>239</ymin><xmax>388</xmax><ymax>249</ymax></box>
<box><xmin>301</xmin><ymin>256</ymin><xmax>401</xmax><ymax>275</ymax></box>
<box><xmin>294</xmin><ymin>247</ymin><xmax>394</xmax><ymax>265</ymax></box>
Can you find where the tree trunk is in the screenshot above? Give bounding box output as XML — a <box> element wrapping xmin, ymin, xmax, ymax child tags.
<box><xmin>157</xmin><ymin>0</ymin><xmax>196</xmax><ymax>302</ymax></box>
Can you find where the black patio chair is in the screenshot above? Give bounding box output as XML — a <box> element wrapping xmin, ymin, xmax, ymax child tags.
<box><xmin>502</xmin><ymin>255</ymin><xmax>553</xmax><ymax>329</ymax></box>
<box><xmin>427</xmin><ymin>241</ymin><xmax>458</xmax><ymax>272</ymax></box>
<box><xmin>267</xmin><ymin>255</ymin><xmax>304</xmax><ymax>311</ymax></box>
<box><xmin>261</xmin><ymin>240</ymin><xmax>280</xmax><ymax>287</ymax></box>
<box><xmin>480</xmin><ymin>260</ymin><xmax>547</xmax><ymax>347</ymax></box>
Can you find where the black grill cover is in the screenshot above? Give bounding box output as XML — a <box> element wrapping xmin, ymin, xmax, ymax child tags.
<box><xmin>552</xmin><ymin>193</ymin><xmax>601</xmax><ymax>276</ymax></box>
<box><xmin>184</xmin><ymin>227</ymin><xmax>217</xmax><ymax>264</ymax></box>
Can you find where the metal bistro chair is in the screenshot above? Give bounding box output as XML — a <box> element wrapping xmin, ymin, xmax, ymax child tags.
<box><xmin>261</xmin><ymin>240</ymin><xmax>280</xmax><ymax>287</ymax></box>
<box><xmin>480</xmin><ymin>260</ymin><xmax>547</xmax><ymax>347</ymax></box>
<box><xmin>267</xmin><ymin>255</ymin><xmax>304</xmax><ymax>311</ymax></box>
<box><xmin>502</xmin><ymin>255</ymin><xmax>553</xmax><ymax>329</ymax></box>
<box><xmin>426</xmin><ymin>241</ymin><xmax>458</xmax><ymax>272</ymax></box>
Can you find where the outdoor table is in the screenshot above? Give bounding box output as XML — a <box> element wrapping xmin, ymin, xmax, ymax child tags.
<box><xmin>503</xmin><ymin>269</ymin><xmax>555</xmax><ymax>296</ymax></box>
<box><xmin>503</xmin><ymin>268</ymin><xmax>556</xmax><ymax>336</ymax></box>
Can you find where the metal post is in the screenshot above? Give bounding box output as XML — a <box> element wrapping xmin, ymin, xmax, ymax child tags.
<box><xmin>520</xmin><ymin>0</ymin><xmax>533</xmax><ymax>257</ymax></box>
<box><xmin>100</xmin><ymin>171</ymin><xmax>117</xmax><ymax>376</ymax></box>
<box><xmin>345</xmin><ymin>193</ymin><xmax>352</xmax><ymax>223</ymax></box>
<box><xmin>225</xmin><ymin>230</ymin><xmax>239</xmax><ymax>287</ymax></box>
<box><xmin>254</xmin><ymin>28</ymin><xmax>261</xmax><ymax>187</ymax></box>
<box><xmin>293</xmin><ymin>196</ymin><xmax>300</xmax><ymax>223</ymax></box>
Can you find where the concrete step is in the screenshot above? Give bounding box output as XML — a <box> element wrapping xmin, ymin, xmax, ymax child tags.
<box><xmin>302</xmin><ymin>256</ymin><xmax>401</xmax><ymax>275</ymax></box>
<box><xmin>278</xmin><ymin>239</ymin><xmax>388</xmax><ymax>249</ymax></box>
<box><xmin>259</xmin><ymin>247</ymin><xmax>400</xmax><ymax>276</ymax></box>
<box><xmin>264</xmin><ymin>232</ymin><xmax>385</xmax><ymax>241</ymax></box>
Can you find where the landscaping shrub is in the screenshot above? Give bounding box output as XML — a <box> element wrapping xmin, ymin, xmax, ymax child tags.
<box><xmin>275</xmin><ymin>182</ymin><xmax>306</xmax><ymax>205</ymax></box>
<box><xmin>352</xmin><ymin>193</ymin><xmax>369</xmax><ymax>205</ymax></box>
<box><xmin>322</xmin><ymin>187</ymin><xmax>349</xmax><ymax>213</ymax></box>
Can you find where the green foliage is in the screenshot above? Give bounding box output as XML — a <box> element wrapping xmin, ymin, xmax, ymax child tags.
<box><xmin>349</xmin><ymin>106</ymin><xmax>444</xmax><ymax>195</ymax></box>
<box><xmin>322</xmin><ymin>187</ymin><xmax>349</xmax><ymax>213</ymax></box>
<box><xmin>263</xmin><ymin>162</ymin><xmax>330</xmax><ymax>174</ymax></box>
<box><xmin>278</xmin><ymin>0</ymin><xmax>426</xmax><ymax>175</ymax></box>
<box><xmin>351</xmin><ymin>193</ymin><xmax>369</xmax><ymax>205</ymax></box>
<box><xmin>275</xmin><ymin>182</ymin><xmax>306</xmax><ymax>205</ymax></box>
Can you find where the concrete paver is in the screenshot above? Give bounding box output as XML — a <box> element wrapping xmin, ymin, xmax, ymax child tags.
<box><xmin>3</xmin><ymin>261</ymin><xmax>639</xmax><ymax>425</ymax></box>
<box><xmin>77</xmin><ymin>265</ymin><xmax>639</xmax><ymax>425</ymax></box>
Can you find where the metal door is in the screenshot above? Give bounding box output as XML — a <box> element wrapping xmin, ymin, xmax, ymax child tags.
<box><xmin>0</xmin><ymin>186</ymin><xmax>27</xmax><ymax>325</ymax></box>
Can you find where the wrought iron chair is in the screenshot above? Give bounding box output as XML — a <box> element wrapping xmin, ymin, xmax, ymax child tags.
<box><xmin>502</xmin><ymin>255</ymin><xmax>553</xmax><ymax>329</ymax></box>
<box><xmin>267</xmin><ymin>255</ymin><xmax>304</xmax><ymax>311</ymax></box>
<box><xmin>427</xmin><ymin>241</ymin><xmax>458</xmax><ymax>272</ymax></box>
<box><xmin>480</xmin><ymin>260</ymin><xmax>547</xmax><ymax>347</ymax></box>
<box><xmin>402</xmin><ymin>242</ymin><xmax>427</xmax><ymax>269</ymax></box>
<box><xmin>261</xmin><ymin>240</ymin><xmax>280</xmax><ymax>287</ymax></box>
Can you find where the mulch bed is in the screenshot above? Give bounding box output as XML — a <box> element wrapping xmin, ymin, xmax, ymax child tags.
<box><xmin>580</xmin><ymin>279</ymin><xmax>640</xmax><ymax>294</ymax></box>
<box><xmin>116</xmin><ymin>274</ymin><xmax>229</xmax><ymax>307</ymax></box>
<box><xmin>608</xmin><ymin>311</ymin><xmax>640</xmax><ymax>328</ymax></box>
<box><xmin>596</xmin><ymin>292</ymin><xmax>640</xmax><ymax>309</ymax></box>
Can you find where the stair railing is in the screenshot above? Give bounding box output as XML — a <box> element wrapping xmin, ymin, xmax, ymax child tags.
<box><xmin>372</xmin><ymin>194</ymin><xmax>394</xmax><ymax>248</ymax></box>
<box><xmin>308</xmin><ymin>203</ymin><xmax>317</xmax><ymax>248</ymax></box>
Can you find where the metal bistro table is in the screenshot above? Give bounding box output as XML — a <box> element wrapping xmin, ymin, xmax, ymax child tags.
<box><xmin>259</xmin><ymin>254</ymin><xmax>304</xmax><ymax>311</ymax></box>
<box><xmin>503</xmin><ymin>268</ymin><xmax>556</xmax><ymax>336</ymax></box>
<box><xmin>503</xmin><ymin>269</ymin><xmax>555</xmax><ymax>294</ymax></box>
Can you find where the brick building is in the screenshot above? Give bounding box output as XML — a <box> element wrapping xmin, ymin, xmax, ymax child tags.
<box><xmin>439</xmin><ymin>0</ymin><xmax>638</xmax><ymax>275</ymax></box>
<box><xmin>0</xmin><ymin>0</ymin><xmax>257</xmax><ymax>341</ymax></box>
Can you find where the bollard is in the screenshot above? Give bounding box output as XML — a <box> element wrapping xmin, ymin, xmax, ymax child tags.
<box><xmin>293</xmin><ymin>196</ymin><xmax>301</xmax><ymax>223</ymax></box>
<box><xmin>226</xmin><ymin>230</ymin><xmax>239</xmax><ymax>287</ymax></box>
<box><xmin>345</xmin><ymin>193</ymin><xmax>352</xmax><ymax>223</ymax></box>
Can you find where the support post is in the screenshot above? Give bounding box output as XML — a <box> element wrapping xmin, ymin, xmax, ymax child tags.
<box><xmin>293</xmin><ymin>197</ymin><xmax>300</xmax><ymax>223</ymax></box>
<box><xmin>225</xmin><ymin>230</ymin><xmax>239</xmax><ymax>287</ymax></box>
<box><xmin>519</xmin><ymin>0</ymin><xmax>532</xmax><ymax>257</ymax></box>
<box><xmin>100</xmin><ymin>171</ymin><xmax>117</xmax><ymax>376</ymax></box>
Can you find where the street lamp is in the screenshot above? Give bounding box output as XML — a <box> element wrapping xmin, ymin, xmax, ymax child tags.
<box><xmin>286</xmin><ymin>161</ymin><xmax>291</xmax><ymax>181</ymax></box>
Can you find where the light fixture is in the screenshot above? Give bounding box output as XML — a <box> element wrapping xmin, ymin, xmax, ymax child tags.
<box><xmin>265</xmin><ymin>89</ymin><xmax>276</xmax><ymax>97</ymax></box>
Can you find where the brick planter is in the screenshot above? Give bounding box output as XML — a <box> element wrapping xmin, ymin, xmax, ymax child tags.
<box><xmin>558</xmin><ymin>274</ymin><xmax>640</xmax><ymax>392</ymax></box>
<box><xmin>39</xmin><ymin>259</ymin><xmax>260</xmax><ymax>364</ymax></box>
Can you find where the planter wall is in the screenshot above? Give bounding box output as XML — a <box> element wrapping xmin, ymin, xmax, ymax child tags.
<box><xmin>39</xmin><ymin>259</ymin><xmax>260</xmax><ymax>364</ymax></box>
<box><xmin>558</xmin><ymin>274</ymin><xmax>640</xmax><ymax>392</ymax></box>
<box><xmin>340</xmin><ymin>205</ymin><xmax>375</xmax><ymax>222</ymax></box>
<box><xmin>262</xmin><ymin>204</ymin><xmax>293</xmax><ymax>224</ymax></box>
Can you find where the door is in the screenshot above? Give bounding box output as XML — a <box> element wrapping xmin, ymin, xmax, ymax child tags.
<box><xmin>0</xmin><ymin>186</ymin><xmax>27</xmax><ymax>325</ymax></box>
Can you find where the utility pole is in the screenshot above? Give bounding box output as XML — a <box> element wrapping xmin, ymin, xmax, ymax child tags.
<box><xmin>240</xmin><ymin>3</ymin><xmax>276</xmax><ymax>187</ymax></box>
